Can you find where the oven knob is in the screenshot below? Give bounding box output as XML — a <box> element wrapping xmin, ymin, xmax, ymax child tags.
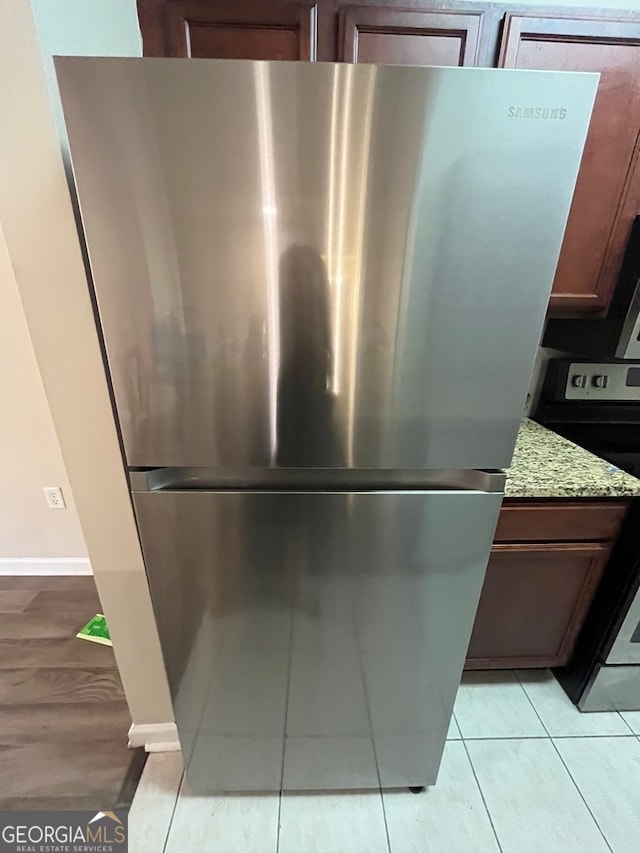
<box><xmin>592</xmin><ymin>375</ymin><xmax>609</xmax><ymax>389</ymax></box>
<box><xmin>571</xmin><ymin>374</ymin><xmax>587</xmax><ymax>388</ymax></box>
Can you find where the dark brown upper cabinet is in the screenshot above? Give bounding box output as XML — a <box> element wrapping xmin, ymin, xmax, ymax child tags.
<box><xmin>338</xmin><ymin>6</ymin><xmax>483</xmax><ymax>65</ymax></box>
<box><xmin>499</xmin><ymin>13</ymin><xmax>640</xmax><ymax>315</ymax></box>
<box><xmin>138</xmin><ymin>0</ymin><xmax>319</xmax><ymax>60</ymax></box>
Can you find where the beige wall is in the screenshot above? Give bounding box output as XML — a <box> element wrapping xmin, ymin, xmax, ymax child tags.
<box><xmin>0</xmin><ymin>3</ymin><xmax>141</xmax><ymax>566</ymax></box>
<box><xmin>0</xmin><ymin>0</ymin><xmax>173</xmax><ymax>726</ymax></box>
<box><xmin>32</xmin><ymin>0</ymin><xmax>142</xmax><ymax>150</ymax></box>
<box><xmin>0</xmin><ymin>227</ymin><xmax>86</xmax><ymax>561</ymax></box>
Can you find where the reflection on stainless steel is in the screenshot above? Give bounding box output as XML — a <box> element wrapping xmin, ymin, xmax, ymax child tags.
<box><xmin>133</xmin><ymin>486</ymin><xmax>503</xmax><ymax>790</ymax></box>
<box><xmin>254</xmin><ymin>62</ymin><xmax>280</xmax><ymax>459</ymax></box>
<box><xmin>56</xmin><ymin>58</ymin><xmax>597</xmax><ymax>470</ymax></box>
<box><xmin>57</xmin><ymin>57</ymin><xmax>596</xmax><ymax>792</ymax></box>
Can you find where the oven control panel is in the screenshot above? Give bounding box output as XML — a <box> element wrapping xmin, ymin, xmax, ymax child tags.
<box><xmin>565</xmin><ymin>362</ymin><xmax>640</xmax><ymax>401</ymax></box>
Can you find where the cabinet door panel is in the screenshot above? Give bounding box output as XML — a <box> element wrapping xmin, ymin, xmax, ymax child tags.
<box><xmin>140</xmin><ymin>0</ymin><xmax>318</xmax><ymax>60</ymax></box>
<box><xmin>339</xmin><ymin>7</ymin><xmax>482</xmax><ymax>66</ymax></box>
<box><xmin>466</xmin><ymin>543</ymin><xmax>609</xmax><ymax>669</ymax></box>
<box><xmin>187</xmin><ymin>23</ymin><xmax>303</xmax><ymax>60</ymax></box>
<box><xmin>499</xmin><ymin>15</ymin><xmax>640</xmax><ymax>314</ymax></box>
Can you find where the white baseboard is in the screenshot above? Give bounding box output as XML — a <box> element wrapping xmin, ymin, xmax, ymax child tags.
<box><xmin>0</xmin><ymin>558</ymin><xmax>92</xmax><ymax>576</ymax></box>
<box><xmin>128</xmin><ymin>722</ymin><xmax>180</xmax><ymax>753</ymax></box>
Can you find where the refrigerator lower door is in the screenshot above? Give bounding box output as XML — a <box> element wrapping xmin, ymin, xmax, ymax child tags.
<box><xmin>132</xmin><ymin>478</ymin><xmax>502</xmax><ymax>791</ymax></box>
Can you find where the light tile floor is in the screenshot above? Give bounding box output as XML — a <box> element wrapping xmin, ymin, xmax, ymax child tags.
<box><xmin>129</xmin><ymin>669</ymin><xmax>640</xmax><ymax>852</ymax></box>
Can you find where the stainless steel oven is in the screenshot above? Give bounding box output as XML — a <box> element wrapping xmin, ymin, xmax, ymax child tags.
<box><xmin>556</xmin><ymin>501</ymin><xmax>640</xmax><ymax>712</ymax></box>
<box><xmin>536</xmin><ymin>358</ymin><xmax>640</xmax><ymax>710</ymax></box>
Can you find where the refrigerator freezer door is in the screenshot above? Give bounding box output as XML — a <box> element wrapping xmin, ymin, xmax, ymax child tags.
<box><xmin>132</xmin><ymin>484</ymin><xmax>502</xmax><ymax>791</ymax></box>
<box><xmin>57</xmin><ymin>58</ymin><xmax>596</xmax><ymax>470</ymax></box>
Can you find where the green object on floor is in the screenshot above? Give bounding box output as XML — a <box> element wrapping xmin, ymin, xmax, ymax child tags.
<box><xmin>76</xmin><ymin>613</ymin><xmax>112</xmax><ymax>646</ymax></box>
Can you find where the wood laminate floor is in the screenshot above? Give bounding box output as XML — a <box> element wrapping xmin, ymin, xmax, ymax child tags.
<box><xmin>0</xmin><ymin>575</ymin><xmax>145</xmax><ymax>810</ymax></box>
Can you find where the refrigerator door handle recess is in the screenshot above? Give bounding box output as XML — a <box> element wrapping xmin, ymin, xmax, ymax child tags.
<box><xmin>129</xmin><ymin>467</ymin><xmax>507</xmax><ymax>495</ymax></box>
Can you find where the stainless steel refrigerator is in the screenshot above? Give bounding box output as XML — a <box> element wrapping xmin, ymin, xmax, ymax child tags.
<box><xmin>56</xmin><ymin>57</ymin><xmax>597</xmax><ymax>792</ymax></box>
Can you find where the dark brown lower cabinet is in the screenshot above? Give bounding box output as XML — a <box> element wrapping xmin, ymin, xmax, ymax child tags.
<box><xmin>465</xmin><ymin>500</ymin><xmax>628</xmax><ymax>670</ymax></box>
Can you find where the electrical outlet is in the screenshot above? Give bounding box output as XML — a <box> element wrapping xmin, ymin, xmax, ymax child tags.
<box><xmin>44</xmin><ymin>486</ymin><xmax>66</xmax><ymax>509</ymax></box>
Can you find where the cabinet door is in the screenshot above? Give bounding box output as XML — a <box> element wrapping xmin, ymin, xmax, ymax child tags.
<box><xmin>499</xmin><ymin>15</ymin><xmax>640</xmax><ymax>314</ymax></box>
<box><xmin>339</xmin><ymin>6</ymin><xmax>483</xmax><ymax>65</ymax></box>
<box><xmin>466</xmin><ymin>542</ymin><xmax>609</xmax><ymax>669</ymax></box>
<box><xmin>138</xmin><ymin>0</ymin><xmax>318</xmax><ymax>59</ymax></box>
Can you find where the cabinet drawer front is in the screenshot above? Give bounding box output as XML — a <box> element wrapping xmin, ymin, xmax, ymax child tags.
<box><xmin>495</xmin><ymin>502</ymin><xmax>627</xmax><ymax>543</ymax></box>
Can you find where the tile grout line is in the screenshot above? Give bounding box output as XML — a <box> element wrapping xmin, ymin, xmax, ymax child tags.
<box><xmin>514</xmin><ymin>670</ymin><xmax>636</xmax><ymax>738</ymax></box>
<box><xmin>548</xmin><ymin>741</ymin><xmax>614</xmax><ymax>853</ymax></box>
<box><xmin>377</xmin><ymin>786</ymin><xmax>392</xmax><ymax>853</ymax></box>
<box><xmin>462</xmin><ymin>732</ymin><xmax>634</xmax><ymax>740</ymax></box>
<box><xmin>511</xmin><ymin>669</ymin><xmax>566</xmax><ymax>738</ymax></box>
<box><xmin>161</xmin><ymin>769</ymin><xmax>185</xmax><ymax>853</ymax></box>
<box><xmin>460</xmin><ymin>737</ymin><xmax>504</xmax><ymax>853</ymax></box>
<box><xmin>513</xmin><ymin>670</ymin><xmax>614</xmax><ymax>853</ymax></box>
<box><xmin>617</xmin><ymin>711</ymin><xmax>636</xmax><ymax>736</ymax></box>
<box><xmin>456</xmin><ymin>667</ymin><xmax>548</xmax><ymax>852</ymax></box>
<box><xmin>456</xmin><ymin>670</ymin><xmax>549</xmax><ymax>741</ymax></box>
<box><xmin>462</xmin><ymin>734</ymin><xmax>548</xmax><ymax>741</ymax></box>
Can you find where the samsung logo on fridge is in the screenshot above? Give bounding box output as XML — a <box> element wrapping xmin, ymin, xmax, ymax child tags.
<box><xmin>507</xmin><ymin>106</ymin><xmax>567</xmax><ymax>120</ymax></box>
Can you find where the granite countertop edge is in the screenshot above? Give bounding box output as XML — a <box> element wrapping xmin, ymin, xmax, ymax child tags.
<box><xmin>505</xmin><ymin>418</ymin><xmax>640</xmax><ymax>500</ymax></box>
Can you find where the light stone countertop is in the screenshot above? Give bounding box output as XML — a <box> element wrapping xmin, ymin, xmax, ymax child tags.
<box><xmin>505</xmin><ymin>418</ymin><xmax>640</xmax><ymax>499</ymax></box>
